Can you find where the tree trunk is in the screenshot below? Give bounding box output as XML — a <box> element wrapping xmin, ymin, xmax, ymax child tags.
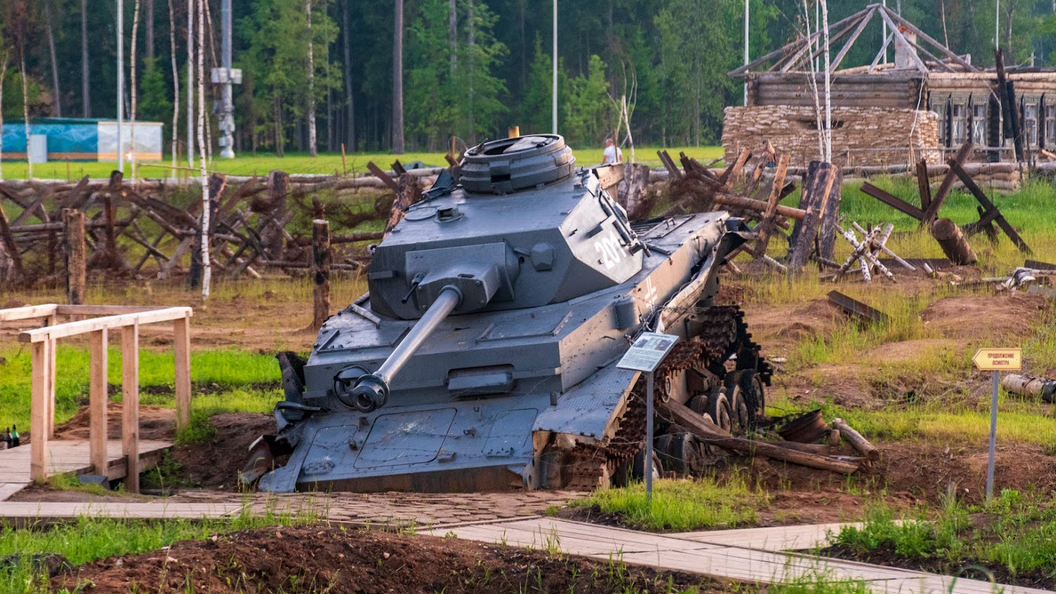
<box><xmin>131</xmin><ymin>0</ymin><xmax>141</xmax><ymax>177</ymax></box>
<box><xmin>392</xmin><ymin>0</ymin><xmax>405</xmax><ymax>154</ymax></box>
<box><xmin>449</xmin><ymin>0</ymin><xmax>458</xmax><ymax>74</ymax></box>
<box><xmin>931</xmin><ymin>218</ymin><xmax>978</xmax><ymax>265</ymax></box>
<box><xmin>197</xmin><ymin>0</ymin><xmax>211</xmax><ymax>299</ymax></box>
<box><xmin>82</xmin><ymin>0</ymin><xmax>91</xmax><ymax>117</ymax></box>
<box><xmin>342</xmin><ymin>0</ymin><xmax>354</xmax><ymax>151</ymax></box>
<box><xmin>467</xmin><ymin>0</ymin><xmax>475</xmax><ymax>141</ymax></box>
<box><xmin>146</xmin><ymin>0</ymin><xmax>155</xmax><ymax>59</ymax></box>
<box><xmin>45</xmin><ymin>1</ymin><xmax>62</xmax><ymax>117</ymax></box>
<box><xmin>169</xmin><ymin>0</ymin><xmax>180</xmax><ymax>169</ymax></box>
<box><xmin>20</xmin><ymin>37</ymin><xmax>32</xmax><ymax>180</ymax></box>
<box><xmin>306</xmin><ymin>0</ymin><xmax>317</xmax><ymax>157</ymax></box>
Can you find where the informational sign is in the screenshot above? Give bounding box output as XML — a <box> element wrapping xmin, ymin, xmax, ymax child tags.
<box><xmin>617</xmin><ymin>332</ymin><xmax>680</xmax><ymax>373</ymax></box>
<box><xmin>972</xmin><ymin>348</ymin><xmax>1022</xmax><ymax>371</ymax></box>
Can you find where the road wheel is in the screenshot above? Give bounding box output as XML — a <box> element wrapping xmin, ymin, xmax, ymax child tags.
<box><xmin>724</xmin><ymin>371</ymin><xmax>754</xmax><ymax>432</ymax></box>
<box><xmin>740</xmin><ymin>369</ymin><xmax>767</xmax><ymax>422</ymax></box>
<box><xmin>705</xmin><ymin>389</ymin><xmax>733</xmax><ymax>433</ymax></box>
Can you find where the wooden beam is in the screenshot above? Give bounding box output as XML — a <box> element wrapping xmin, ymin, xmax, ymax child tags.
<box><xmin>312</xmin><ymin>219</ymin><xmax>331</xmax><ymax>332</ymax></box>
<box><xmin>19</xmin><ymin>307</ymin><xmax>193</xmax><ymax>343</ymax></box>
<box><xmin>949</xmin><ymin>160</ymin><xmax>1031</xmax><ymax>253</ymax></box>
<box><xmin>916</xmin><ymin>159</ymin><xmax>932</xmax><ymax>211</ymax></box>
<box><xmin>89</xmin><ymin>328</ymin><xmax>109</xmax><ymax>475</ymax></box>
<box><xmin>885</xmin><ymin>7</ymin><xmax>977</xmax><ymax>72</ymax></box>
<box><xmin>122</xmin><ymin>322</ymin><xmax>140</xmax><ymax>493</ymax></box>
<box><xmin>0</xmin><ymin>304</ymin><xmax>59</xmax><ymax>322</ymax></box>
<box><xmin>0</xmin><ymin>199</ymin><xmax>24</xmax><ymax>280</ymax></box>
<box><xmin>829</xmin><ymin>8</ymin><xmax>876</xmax><ymax>72</ymax></box>
<box><xmin>30</xmin><ymin>339</ymin><xmax>51</xmax><ymax>483</ymax></box>
<box><xmin>731</xmin><ymin>7</ymin><xmax>871</xmax><ymax>74</ymax></box>
<box><xmin>876</xmin><ymin>9</ymin><xmax>928</xmax><ymax>73</ymax></box>
<box><xmin>173</xmin><ymin>315</ymin><xmax>192</xmax><ymax>432</ymax></box>
<box><xmin>921</xmin><ymin>143</ymin><xmax>974</xmax><ymax>226</ymax></box>
<box><xmin>868</xmin><ymin>34</ymin><xmax>893</xmax><ymax>72</ymax></box>
<box><xmin>860</xmin><ymin>182</ymin><xmax>925</xmax><ymax>220</ymax></box>
<box><xmin>63</xmin><ymin>209</ymin><xmax>87</xmax><ymax>305</ymax></box>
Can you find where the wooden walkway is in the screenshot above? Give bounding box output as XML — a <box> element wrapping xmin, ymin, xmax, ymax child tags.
<box><xmin>0</xmin><ymin>440</ymin><xmax>172</xmax><ymax>501</ymax></box>
<box><xmin>422</xmin><ymin>518</ymin><xmax>1054</xmax><ymax>594</ymax></box>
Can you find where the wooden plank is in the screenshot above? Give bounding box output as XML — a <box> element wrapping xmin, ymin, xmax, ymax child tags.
<box><xmin>876</xmin><ymin>9</ymin><xmax>928</xmax><ymax>73</ymax></box>
<box><xmin>916</xmin><ymin>159</ymin><xmax>932</xmax><ymax>211</ymax></box>
<box><xmin>788</xmin><ymin>163</ymin><xmax>840</xmax><ymax>273</ymax></box>
<box><xmin>656</xmin><ymin>150</ymin><xmax>682</xmax><ymax>179</ymax></box>
<box><xmin>366</xmin><ymin>162</ymin><xmax>399</xmax><ymax>192</ymax></box>
<box><xmin>0</xmin><ymin>304</ymin><xmax>59</xmax><ymax>322</ymax></box>
<box><xmin>0</xmin><ymin>483</ymin><xmax>25</xmax><ymax>501</ymax></box>
<box><xmin>752</xmin><ymin>154</ymin><xmax>790</xmax><ymax>258</ymax></box>
<box><xmin>173</xmin><ymin>315</ymin><xmax>192</xmax><ymax>431</ymax></box>
<box><xmin>47</xmin><ymin>332</ymin><xmax>56</xmax><ymax>439</ymax></box>
<box><xmin>63</xmin><ymin>209</ymin><xmax>87</xmax><ymax>305</ymax></box>
<box><xmin>860</xmin><ymin>182</ymin><xmax>925</xmax><ymax>220</ymax></box>
<box><xmin>718</xmin><ymin>149</ymin><xmax>752</xmax><ymax>185</ymax></box>
<box><xmin>949</xmin><ymin>161</ymin><xmax>1031</xmax><ymax>253</ymax></box>
<box><xmin>89</xmin><ymin>329</ymin><xmax>109</xmax><ymax>475</ymax></box>
<box><xmin>30</xmin><ymin>340</ymin><xmax>50</xmax><ymax>483</ymax></box>
<box><xmin>830</xmin><ymin>8</ymin><xmax>876</xmax><ymax>72</ymax></box>
<box><xmin>122</xmin><ymin>323</ymin><xmax>140</xmax><ymax>493</ymax></box>
<box><xmin>54</xmin><ymin>305</ymin><xmax>160</xmax><ymax>316</ymax></box>
<box><xmin>19</xmin><ymin>307</ymin><xmax>193</xmax><ymax>343</ymax></box>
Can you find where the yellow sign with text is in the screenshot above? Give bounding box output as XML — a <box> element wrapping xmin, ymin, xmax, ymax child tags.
<box><xmin>972</xmin><ymin>348</ymin><xmax>1022</xmax><ymax>371</ymax></box>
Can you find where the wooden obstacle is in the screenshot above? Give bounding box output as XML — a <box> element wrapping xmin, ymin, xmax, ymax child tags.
<box><xmin>0</xmin><ymin>304</ymin><xmax>192</xmax><ymax>492</ymax></box>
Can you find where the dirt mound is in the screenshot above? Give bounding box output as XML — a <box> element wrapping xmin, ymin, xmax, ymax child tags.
<box><xmin>53</xmin><ymin>526</ymin><xmax>715</xmax><ymax>594</ymax></box>
<box><xmin>745</xmin><ymin>298</ymin><xmax>843</xmax><ymax>353</ymax></box>
<box><xmin>170</xmin><ymin>413</ymin><xmax>275</xmax><ymax>489</ymax></box>
<box><xmin>54</xmin><ymin>403</ymin><xmax>174</xmax><ymax>441</ymax></box>
<box><xmin>921</xmin><ymin>293</ymin><xmax>1047</xmax><ymax>340</ymax></box>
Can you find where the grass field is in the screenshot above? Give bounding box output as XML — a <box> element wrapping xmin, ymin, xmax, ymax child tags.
<box><xmin>0</xmin><ymin>146</ymin><xmax>725</xmax><ymax>180</ymax></box>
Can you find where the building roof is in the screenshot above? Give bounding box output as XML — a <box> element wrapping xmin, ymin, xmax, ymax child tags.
<box><xmin>730</xmin><ymin>4</ymin><xmax>978</xmax><ymax>77</ymax></box>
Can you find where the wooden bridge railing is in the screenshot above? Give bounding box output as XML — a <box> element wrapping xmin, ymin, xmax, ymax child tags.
<box><xmin>0</xmin><ymin>304</ymin><xmax>192</xmax><ymax>492</ymax></box>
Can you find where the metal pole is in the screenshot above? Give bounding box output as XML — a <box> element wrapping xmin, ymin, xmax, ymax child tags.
<box><xmin>645</xmin><ymin>371</ymin><xmax>654</xmax><ymax>504</ymax></box>
<box><xmin>996</xmin><ymin>0</ymin><xmax>1001</xmax><ymax>52</ymax></box>
<box><xmin>986</xmin><ymin>369</ymin><xmax>999</xmax><ymax>503</ymax></box>
<box><xmin>552</xmin><ymin>0</ymin><xmax>558</xmax><ymax>134</ymax></box>
<box><xmin>117</xmin><ymin>0</ymin><xmax>125</xmax><ymax>174</ymax></box>
<box><xmin>187</xmin><ymin>0</ymin><xmax>194</xmax><ymax>167</ymax></box>
<box><xmin>219</xmin><ymin>0</ymin><xmax>235</xmax><ymax>158</ymax></box>
<box><xmin>743</xmin><ymin>0</ymin><xmax>749</xmax><ymax>106</ymax></box>
<box><xmin>882</xmin><ymin>0</ymin><xmax>888</xmax><ymax>64</ymax></box>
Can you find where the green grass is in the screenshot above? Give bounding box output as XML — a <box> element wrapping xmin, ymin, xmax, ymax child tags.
<box><xmin>0</xmin><ymin>345</ymin><xmax>281</xmax><ymax>437</ymax></box>
<box><xmin>0</xmin><ymin>506</ymin><xmax>316</xmax><ymax>594</ymax></box>
<box><xmin>0</xmin><ymin>146</ymin><xmax>724</xmax><ymax>180</ymax></box>
<box><xmin>832</xmin><ymin>490</ymin><xmax>1056</xmax><ymax>586</ymax></box>
<box><xmin>572</xmin><ymin>476</ymin><xmax>766</xmax><ymax>532</ymax></box>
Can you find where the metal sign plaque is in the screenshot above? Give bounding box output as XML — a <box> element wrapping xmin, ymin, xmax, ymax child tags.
<box><xmin>617</xmin><ymin>332</ymin><xmax>680</xmax><ymax>373</ymax></box>
<box><xmin>972</xmin><ymin>348</ymin><xmax>1022</xmax><ymax>371</ymax></box>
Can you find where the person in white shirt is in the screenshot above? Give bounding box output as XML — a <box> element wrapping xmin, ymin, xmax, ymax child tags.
<box><xmin>601</xmin><ymin>137</ymin><xmax>622</xmax><ymax>165</ymax></box>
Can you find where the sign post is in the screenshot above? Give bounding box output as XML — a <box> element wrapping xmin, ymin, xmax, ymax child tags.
<box><xmin>617</xmin><ymin>332</ymin><xmax>679</xmax><ymax>505</ymax></box>
<box><xmin>971</xmin><ymin>348</ymin><xmax>1022</xmax><ymax>503</ymax></box>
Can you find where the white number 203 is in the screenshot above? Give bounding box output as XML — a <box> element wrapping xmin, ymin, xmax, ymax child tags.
<box><xmin>594</xmin><ymin>231</ymin><xmax>624</xmax><ymax>270</ymax></box>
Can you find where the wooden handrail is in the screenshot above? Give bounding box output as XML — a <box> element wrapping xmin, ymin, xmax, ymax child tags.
<box><xmin>19</xmin><ymin>307</ymin><xmax>192</xmax><ymax>343</ymax></box>
<box><xmin>0</xmin><ymin>304</ymin><xmax>58</xmax><ymax>322</ymax></box>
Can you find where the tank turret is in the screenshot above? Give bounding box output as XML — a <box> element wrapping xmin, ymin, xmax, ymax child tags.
<box><xmin>247</xmin><ymin>135</ymin><xmax>770</xmax><ymax>493</ymax></box>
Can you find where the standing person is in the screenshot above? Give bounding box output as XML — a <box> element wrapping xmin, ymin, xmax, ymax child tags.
<box><xmin>10</xmin><ymin>425</ymin><xmax>18</xmax><ymax>448</ymax></box>
<box><xmin>601</xmin><ymin>137</ymin><xmax>622</xmax><ymax>165</ymax></box>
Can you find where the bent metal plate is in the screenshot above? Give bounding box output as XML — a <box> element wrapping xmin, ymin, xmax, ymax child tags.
<box><xmin>972</xmin><ymin>348</ymin><xmax>1022</xmax><ymax>371</ymax></box>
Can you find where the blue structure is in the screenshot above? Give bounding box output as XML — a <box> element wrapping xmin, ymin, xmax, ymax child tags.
<box><xmin>1</xmin><ymin>118</ymin><xmax>163</xmax><ymax>162</ymax></box>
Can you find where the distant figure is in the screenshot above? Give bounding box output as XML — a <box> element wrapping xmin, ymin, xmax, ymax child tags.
<box><xmin>601</xmin><ymin>138</ymin><xmax>622</xmax><ymax>166</ymax></box>
<box><xmin>0</xmin><ymin>429</ymin><xmax>8</xmax><ymax>451</ymax></box>
<box><xmin>10</xmin><ymin>425</ymin><xmax>18</xmax><ymax>448</ymax></box>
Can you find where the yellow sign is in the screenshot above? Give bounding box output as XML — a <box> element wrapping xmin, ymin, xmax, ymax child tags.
<box><xmin>972</xmin><ymin>348</ymin><xmax>1022</xmax><ymax>371</ymax></box>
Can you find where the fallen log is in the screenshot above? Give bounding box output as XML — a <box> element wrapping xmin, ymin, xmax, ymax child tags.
<box><xmin>712</xmin><ymin>192</ymin><xmax>807</xmax><ymax>221</ymax></box>
<box><xmin>661</xmin><ymin>399</ymin><xmax>859</xmax><ymax>474</ymax></box>
<box><xmin>1000</xmin><ymin>374</ymin><xmax>1056</xmax><ymax>403</ymax></box>
<box><xmin>930</xmin><ymin>218</ymin><xmax>978</xmax><ymax>265</ymax></box>
<box><xmin>832</xmin><ymin>418</ymin><xmax>879</xmax><ymax>462</ymax></box>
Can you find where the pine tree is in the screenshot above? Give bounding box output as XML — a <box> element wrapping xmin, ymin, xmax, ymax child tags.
<box><xmin>139</xmin><ymin>57</ymin><xmax>173</xmax><ymax>145</ymax></box>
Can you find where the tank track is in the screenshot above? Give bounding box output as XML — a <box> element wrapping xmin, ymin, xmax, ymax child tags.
<box><xmin>561</xmin><ymin>305</ymin><xmax>770</xmax><ymax>489</ymax></box>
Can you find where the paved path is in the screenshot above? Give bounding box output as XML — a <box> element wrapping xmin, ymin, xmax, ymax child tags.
<box><xmin>0</xmin><ymin>440</ymin><xmax>172</xmax><ymax>501</ymax></box>
<box><xmin>423</xmin><ymin>518</ymin><xmax>1054</xmax><ymax>594</ymax></box>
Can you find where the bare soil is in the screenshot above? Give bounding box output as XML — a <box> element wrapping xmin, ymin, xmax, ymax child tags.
<box><xmin>52</xmin><ymin>526</ymin><xmax>720</xmax><ymax>594</ymax></box>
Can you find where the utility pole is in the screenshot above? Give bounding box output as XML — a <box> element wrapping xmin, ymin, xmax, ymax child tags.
<box><xmin>117</xmin><ymin>0</ymin><xmax>125</xmax><ymax>174</ymax></box>
<box><xmin>218</xmin><ymin>0</ymin><xmax>236</xmax><ymax>158</ymax></box>
<box><xmin>996</xmin><ymin>0</ymin><xmax>1001</xmax><ymax>52</ymax></box>
<box><xmin>882</xmin><ymin>0</ymin><xmax>888</xmax><ymax>64</ymax></box>
<box><xmin>552</xmin><ymin>0</ymin><xmax>557</xmax><ymax>134</ymax></box>
<box><xmin>744</xmin><ymin>0</ymin><xmax>749</xmax><ymax>106</ymax></box>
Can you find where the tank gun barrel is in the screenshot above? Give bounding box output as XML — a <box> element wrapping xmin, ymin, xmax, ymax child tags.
<box><xmin>347</xmin><ymin>285</ymin><xmax>462</xmax><ymax>412</ymax></box>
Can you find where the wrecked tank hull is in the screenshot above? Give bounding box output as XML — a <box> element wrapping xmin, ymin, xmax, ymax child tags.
<box><xmin>252</xmin><ymin>135</ymin><xmax>768</xmax><ymax>493</ymax></box>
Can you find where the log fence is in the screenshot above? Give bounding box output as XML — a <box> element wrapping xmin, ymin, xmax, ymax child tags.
<box><xmin>0</xmin><ymin>304</ymin><xmax>192</xmax><ymax>492</ymax></box>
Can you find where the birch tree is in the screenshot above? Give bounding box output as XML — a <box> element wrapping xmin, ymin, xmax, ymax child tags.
<box><xmin>306</xmin><ymin>0</ymin><xmax>317</xmax><ymax>157</ymax></box>
<box><xmin>131</xmin><ymin>0</ymin><xmax>141</xmax><ymax>179</ymax></box>
<box><xmin>45</xmin><ymin>0</ymin><xmax>61</xmax><ymax>117</ymax></box>
<box><xmin>168</xmin><ymin>0</ymin><xmax>179</xmax><ymax>170</ymax></box>
<box><xmin>393</xmin><ymin>0</ymin><xmax>405</xmax><ymax>154</ymax></box>
<box><xmin>82</xmin><ymin>0</ymin><xmax>90</xmax><ymax>117</ymax></box>
<box><xmin>197</xmin><ymin>0</ymin><xmax>210</xmax><ymax>299</ymax></box>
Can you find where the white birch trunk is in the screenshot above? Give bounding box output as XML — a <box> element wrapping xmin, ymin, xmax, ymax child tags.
<box><xmin>169</xmin><ymin>0</ymin><xmax>180</xmax><ymax>172</ymax></box>
<box><xmin>131</xmin><ymin>0</ymin><xmax>141</xmax><ymax>180</ymax></box>
<box><xmin>20</xmin><ymin>46</ymin><xmax>32</xmax><ymax>180</ymax></box>
<box><xmin>306</xmin><ymin>0</ymin><xmax>317</xmax><ymax>157</ymax></box>
<box><xmin>802</xmin><ymin>0</ymin><xmax>824</xmax><ymax>161</ymax></box>
<box><xmin>45</xmin><ymin>1</ymin><xmax>62</xmax><ymax>117</ymax></box>
<box><xmin>821</xmin><ymin>0</ymin><xmax>832</xmax><ymax>163</ymax></box>
<box><xmin>197</xmin><ymin>0</ymin><xmax>210</xmax><ymax>299</ymax></box>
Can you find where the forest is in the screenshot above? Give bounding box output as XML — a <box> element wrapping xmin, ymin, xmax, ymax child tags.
<box><xmin>2</xmin><ymin>0</ymin><xmax>1056</xmax><ymax>156</ymax></box>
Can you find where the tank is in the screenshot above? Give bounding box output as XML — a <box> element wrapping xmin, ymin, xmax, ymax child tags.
<box><xmin>247</xmin><ymin>134</ymin><xmax>771</xmax><ymax>492</ymax></box>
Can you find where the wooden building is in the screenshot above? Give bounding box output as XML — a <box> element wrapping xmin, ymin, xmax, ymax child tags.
<box><xmin>723</xmin><ymin>3</ymin><xmax>1056</xmax><ymax>168</ymax></box>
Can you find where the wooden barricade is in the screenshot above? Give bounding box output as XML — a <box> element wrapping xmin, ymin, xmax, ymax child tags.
<box><xmin>0</xmin><ymin>305</ymin><xmax>193</xmax><ymax>492</ymax></box>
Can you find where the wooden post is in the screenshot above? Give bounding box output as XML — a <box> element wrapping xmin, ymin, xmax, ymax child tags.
<box><xmin>89</xmin><ymin>328</ymin><xmax>108</xmax><ymax>475</ymax></box>
<box><xmin>386</xmin><ymin>173</ymin><xmax>422</xmax><ymax>235</ymax></box>
<box><xmin>30</xmin><ymin>338</ymin><xmax>51</xmax><ymax>483</ymax></box>
<box><xmin>122</xmin><ymin>322</ymin><xmax>140</xmax><ymax>493</ymax></box>
<box><xmin>63</xmin><ymin>209</ymin><xmax>87</xmax><ymax>305</ymax></box>
<box><xmin>173</xmin><ymin>314</ymin><xmax>192</xmax><ymax>431</ymax></box>
<box><xmin>265</xmin><ymin>170</ymin><xmax>290</xmax><ymax>259</ymax></box>
<box><xmin>931</xmin><ymin>218</ymin><xmax>978</xmax><ymax>265</ymax></box>
<box><xmin>817</xmin><ymin>168</ymin><xmax>844</xmax><ymax>261</ymax></box>
<box><xmin>788</xmin><ymin>162</ymin><xmax>839</xmax><ymax>273</ymax></box>
<box><xmin>312</xmin><ymin>219</ymin><xmax>331</xmax><ymax>332</ymax></box>
<box><xmin>0</xmin><ymin>199</ymin><xmax>24</xmax><ymax>282</ymax></box>
<box><xmin>45</xmin><ymin>317</ymin><xmax>57</xmax><ymax>439</ymax></box>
